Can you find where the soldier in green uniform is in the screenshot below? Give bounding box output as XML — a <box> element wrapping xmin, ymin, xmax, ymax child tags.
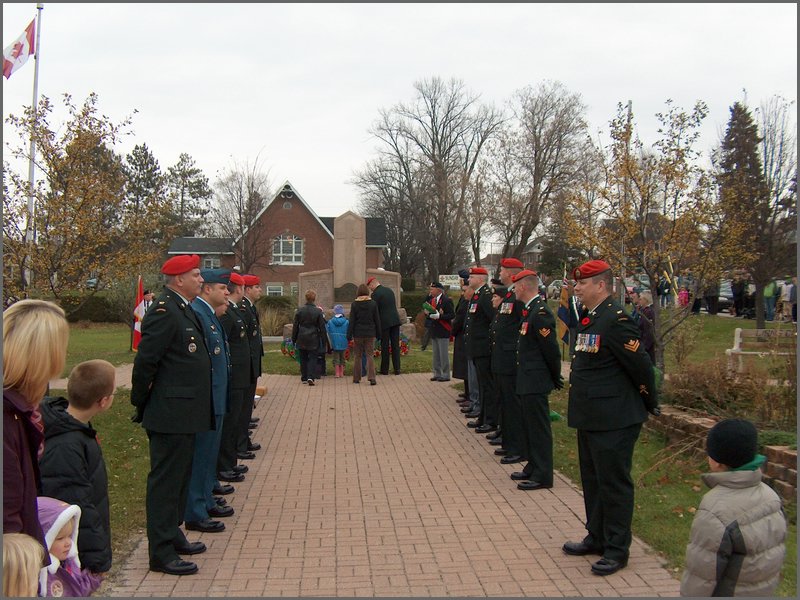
<box><xmin>235</xmin><ymin>274</ymin><xmax>264</xmax><ymax>459</ymax></box>
<box><xmin>367</xmin><ymin>276</ymin><xmax>403</xmax><ymax>375</ymax></box>
<box><xmin>510</xmin><ymin>269</ymin><xmax>563</xmax><ymax>490</ymax></box>
<box><xmin>464</xmin><ymin>266</ymin><xmax>497</xmax><ymax>432</ymax></box>
<box><xmin>130</xmin><ymin>254</ymin><xmax>213</xmax><ymax>576</ymax></box>
<box><xmin>561</xmin><ymin>260</ymin><xmax>659</xmax><ymax>576</ymax></box>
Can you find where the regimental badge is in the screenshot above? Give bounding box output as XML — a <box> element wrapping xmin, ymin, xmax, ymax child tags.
<box><xmin>214</xmin><ymin>346</ymin><xmax>221</xmax><ymax>355</ymax></box>
<box><xmin>639</xmin><ymin>384</ymin><xmax>649</xmax><ymax>395</ymax></box>
<box><xmin>188</xmin><ymin>343</ymin><xmax>197</xmax><ymax>353</ymax></box>
<box><xmin>210</xmin><ymin>324</ymin><xmax>216</xmax><ymax>331</ymax></box>
<box><xmin>468</xmin><ymin>303</ymin><xmax>477</xmax><ymax>313</ymax></box>
<box><xmin>623</xmin><ymin>339</ymin><xmax>640</xmax><ymax>352</ymax></box>
<box><xmin>574</xmin><ymin>268</ymin><xmax>581</xmax><ymax>279</ymax></box>
<box><xmin>539</xmin><ymin>328</ymin><xmax>551</xmax><ymax>337</ymax></box>
<box><xmin>520</xmin><ymin>321</ymin><xmax>529</xmax><ymax>335</ymax></box>
<box><xmin>500</xmin><ymin>302</ymin><xmax>514</xmax><ymax>314</ymax></box>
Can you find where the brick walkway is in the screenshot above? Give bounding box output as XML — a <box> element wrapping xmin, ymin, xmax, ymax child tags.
<box><xmin>107</xmin><ymin>372</ymin><xmax>680</xmax><ymax>597</ymax></box>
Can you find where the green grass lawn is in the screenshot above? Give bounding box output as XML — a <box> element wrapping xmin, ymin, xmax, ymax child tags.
<box><xmin>58</xmin><ymin>318</ymin><xmax>796</xmax><ymax>594</ymax></box>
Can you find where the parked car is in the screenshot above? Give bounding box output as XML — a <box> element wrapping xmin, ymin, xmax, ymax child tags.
<box><xmin>546</xmin><ymin>280</ymin><xmax>564</xmax><ymax>299</ymax></box>
<box><xmin>718</xmin><ymin>279</ymin><xmax>733</xmax><ymax>312</ymax></box>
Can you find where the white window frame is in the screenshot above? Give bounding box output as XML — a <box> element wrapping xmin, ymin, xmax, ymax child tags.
<box><xmin>271</xmin><ymin>234</ymin><xmax>304</xmax><ymax>265</ymax></box>
<box><xmin>203</xmin><ymin>256</ymin><xmax>221</xmax><ymax>269</ymax></box>
<box><xmin>265</xmin><ymin>285</ymin><xmax>284</xmax><ymax>297</ymax></box>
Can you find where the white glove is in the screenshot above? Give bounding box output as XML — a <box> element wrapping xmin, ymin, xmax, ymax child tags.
<box><xmin>429</xmin><ymin>311</ymin><xmax>440</xmax><ymax>320</ymax></box>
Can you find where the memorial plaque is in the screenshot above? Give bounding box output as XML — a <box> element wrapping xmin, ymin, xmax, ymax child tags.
<box><xmin>297</xmin><ymin>269</ymin><xmax>334</xmax><ymax>309</ymax></box>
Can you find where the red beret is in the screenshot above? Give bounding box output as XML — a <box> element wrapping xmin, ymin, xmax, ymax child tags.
<box><xmin>500</xmin><ymin>257</ymin><xmax>524</xmax><ymax>269</ymax></box>
<box><xmin>161</xmin><ymin>254</ymin><xmax>200</xmax><ymax>276</ymax></box>
<box><xmin>242</xmin><ymin>274</ymin><xmax>260</xmax><ymax>286</ymax></box>
<box><xmin>469</xmin><ymin>266</ymin><xmax>488</xmax><ymax>275</ymax></box>
<box><xmin>573</xmin><ymin>260</ymin><xmax>611</xmax><ymax>280</ymax></box>
<box><xmin>366</xmin><ymin>276</ymin><xmax>376</xmax><ymax>285</ymax></box>
<box><xmin>510</xmin><ymin>269</ymin><xmax>538</xmax><ymax>283</ymax></box>
<box><xmin>229</xmin><ymin>272</ymin><xmax>245</xmax><ymax>286</ymax></box>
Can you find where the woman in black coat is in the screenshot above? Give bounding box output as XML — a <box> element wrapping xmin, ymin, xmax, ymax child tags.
<box><xmin>451</xmin><ymin>282</ymin><xmax>472</xmax><ymax>384</ymax></box>
<box><xmin>347</xmin><ymin>284</ymin><xmax>381</xmax><ymax>385</ymax></box>
<box><xmin>292</xmin><ymin>290</ymin><xmax>328</xmax><ymax>386</ymax></box>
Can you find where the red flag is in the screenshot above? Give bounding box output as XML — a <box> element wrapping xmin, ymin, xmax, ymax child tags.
<box><xmin>132</xmin><ymin>276</ymin><xmax>144</xmax><ymax>351</ymax></box>
<box><xmin>3</xmin><ymin>18</ymin><xmax>35</xmax><ymax>80</ymax></box>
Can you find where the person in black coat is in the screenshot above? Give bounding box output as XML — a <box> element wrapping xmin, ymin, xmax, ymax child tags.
<box><xmin>451</xmin><ymin>282</ymin><xmax>472</xmax><ymax>386</ymax></box>
<box><xmin>39</xmin><ymin>360</ymin><xmax>116</xmax><ymax>575</ymax></box>
<box><xmin>561</xmin><ymin>259</ymin><xmax>659</xmax><ymax>577</ymax></box>
<box><xmin>237</xmin><ymin>275</ymin><xmax>264</xmax><ymax>457</ymax></box>
<box><xmin>292</xmin><ymin>290</ymin><xmax>328</xmax><ymax>386</ymax></box>
<box><xmin>347</xmin><ymin>284</ymin><xmax>382</xmax><ymax>384</ymax></box>
<box><xmin>464</xmin><ymin>267</ymin><xmax>496</xmax><ymax>432</ymax></box>
<box><xmin>367</xmin><ymin>276</ymin><xmax>403</xmax><ymax>375</ymax></box>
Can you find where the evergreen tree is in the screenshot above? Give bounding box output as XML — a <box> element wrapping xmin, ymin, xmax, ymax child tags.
<box><xmin>166</xmin><ymin>153</ymin><xmax>212</xmax><ymax>236</ymax></box>
<box><xmin>123</xmin><ymin>143</ymin><xmax>164</xmax><ymax>213</ymax></box>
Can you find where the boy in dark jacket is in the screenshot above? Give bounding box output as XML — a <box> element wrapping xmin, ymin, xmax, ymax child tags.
<box><xmin>39</xmin><ymin>359</ymin><xmax>115</xmax><ymax>576</ymax></box>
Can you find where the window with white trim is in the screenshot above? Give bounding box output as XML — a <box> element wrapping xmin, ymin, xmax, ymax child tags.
<box><xmin>265</xmin><ymin>285</ymin><xmax>284</xmax><ymax>297</ymax></box>
<box><xmin>203</xmin><ymin>256</ymin><xmax>221</xmax><ymax>269</ymax></box>
<box><xmin>271</xmin><ymin>234</ymin><xmax>304</xmax><ymax>265</ymax></box>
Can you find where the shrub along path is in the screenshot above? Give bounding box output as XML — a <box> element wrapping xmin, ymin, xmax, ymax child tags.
<box><xmin>105</xmin><ymin>372</ymin><xmax>679</xmax><ymax>597</ymax></box>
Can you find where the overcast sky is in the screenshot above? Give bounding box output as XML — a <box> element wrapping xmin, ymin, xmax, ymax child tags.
<box><xmin>3</xmin><ymin>3</ymin><xmax>797</xmax><ymax>221</ymax></box>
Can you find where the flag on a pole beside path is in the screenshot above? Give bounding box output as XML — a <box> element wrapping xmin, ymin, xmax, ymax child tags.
<box><xmin>556</xmin><ymin>278</ymin><xmax>571</xmax><ymax>345</ymax></box>
<box><xmin>3</xmin><ymin>18</ymin><xmax>35</xmax><ymax>80</ymax></box>
<box><xmin>132</xmin><ymin>276</ymin><xmax>145</xmax><ymax>351</ymax></box>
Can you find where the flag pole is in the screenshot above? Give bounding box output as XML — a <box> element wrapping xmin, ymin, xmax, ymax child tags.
<box><xmin>22</xmin><ymin>3</ymin><xmax>44</xmax><ymax>295</ymax></box>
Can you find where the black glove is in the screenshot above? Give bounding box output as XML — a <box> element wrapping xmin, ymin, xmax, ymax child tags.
<box><xmin>131</xmin><ymin>408</ymin><xmax>143</xmax><ymax>424</ymax></box>
<box><xmin>554</xmin><ymin>375</ymin><xmax>565</xmax><ymax>390</ymax></box>
<box><xmin>648</xmin><ymin>406</ymin><xmax>661</xmax><ymax>417</ymax></box>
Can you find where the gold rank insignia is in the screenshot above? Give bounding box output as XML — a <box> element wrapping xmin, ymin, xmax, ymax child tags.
<box><xmin>539</xmin><ymin>328</ymin><xmax>551</xmax><ymax>337</ymax></box>
<box><xmin>624</xmin><ymin>339</ymin><xmax>640</xmax><ymax>352</ymax></box>
<box><xmin>639</xmin><ymin>384</ymin><xmax>649</xmax><ymax>395</ymax></box>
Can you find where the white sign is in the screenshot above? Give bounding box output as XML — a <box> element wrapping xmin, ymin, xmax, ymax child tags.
<box><xmin>439</xmin><ymin>274</ymin><xmax>461</xmax><ymax>289</ymax></box>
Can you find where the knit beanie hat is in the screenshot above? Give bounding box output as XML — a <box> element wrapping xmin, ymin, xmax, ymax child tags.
<box><xmin>333</xmin><ymin>304</ymin><xmax>344</xmax><ymax>316</ymax></box>
<box><xmin>706</xmin><ymin>418</ymin><xmax>758</xmax><ymax>468</ymax></box>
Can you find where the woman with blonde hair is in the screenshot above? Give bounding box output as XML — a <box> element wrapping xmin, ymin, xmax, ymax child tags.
<box><xmin>3</xmin><ymin>532</ymin><xmax>46</xmax><ymax>596</ymax></box>
<box><xmin>3</xmin><ymin>299</ymin><xmax>70</xmax><ymax>564</ymax></box>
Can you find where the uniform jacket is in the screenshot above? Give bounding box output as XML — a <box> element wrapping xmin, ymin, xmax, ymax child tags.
<box><xmin>240</xmin><ymin>296</ymin><xmax>264</xmax><ymax>381</ymax></box>
<box><xmin>219</xmin><ymin>301</ymin><xmax>251</xmax><ymax>391</ymax></box>
<box><xmin>451</xmin><ymin>295</ymin><xmax>469</xmax><ymax>381</ymax></box>
<box><xmin>680</xmin><ymin>468</ymin><xmax>786</xmax><ymax>597</ymax></box>
<box><xmin>326</xmin><ymin>315</ymin><xmax>350</xmax><ymax>351</ymax></box>
<box><xmin>2</xmin><ymin>388</ymin><xmax>49</xmax><ymax>564</ymax></box>
<box><xmin>347</xmin><ymin>297</ymin><xmax>382</xmax><ymax>339</ymax></box>
<box><xmin>371</xmin><ymin>284</ymin><xmax>402</xmax><ymax>329</ymax></box>
<box><xmin>292</xmin><ymin>302</ymin><xmax>328</xmax><ymax>350</ymax></box>
<box><xmin>191</xmin><ymin>298</ymin><xmax>231</xmax><ymax>416</ymax></box>
<box><xmin>39</xmin><ymin>397</ymin><xmax>111</xmax><ymax>574</ymax></box>
<box><xmin>515</xmin><ymin>296</ymin><xmax>562</xmax><ymax>395</ymax></box>
<box><xmin>464</xmin><ymin>284</ymin><xmax>494</xmax><ymax>357</ymax></box>
<box><xmin>426</xmin><ymin>292</ymin><xmax>455</xmax><ymax>339</ymax></box>
<box><xmin>490</xmin><ymin>289</ymin><xmax>522</xmax><ymax>375</ymax></box>
<box><xmin>567</xmin><ymin>295</ymin><xmax>656</xmax><ymax>431</ymax></box>
<box><xmin>130</xmin><ymin>288</ymin><xmax>214</xmax><ymax>433</ymax></box>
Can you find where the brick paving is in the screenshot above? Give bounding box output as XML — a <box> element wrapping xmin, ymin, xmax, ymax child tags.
<box><xmin>106</xmin><ymin>371</ymin><xmax>680</xmax><ymax>597</ymax></box>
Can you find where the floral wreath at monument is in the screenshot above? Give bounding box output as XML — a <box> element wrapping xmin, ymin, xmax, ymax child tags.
<box><xmin>282</xmin><ymin>333</ymin><xmax>410</xmax><ymax>363</ymax></box>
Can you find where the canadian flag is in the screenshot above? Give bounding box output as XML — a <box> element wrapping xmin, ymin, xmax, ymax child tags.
<box><xmin>3</xmin><ymin>18</ymin><xmax>36</xmax><ymax>80</ymax></box>
<box><xmin>132</xmin><ymin>276</ymin><xmax>145</xmax><ymax>351</ymax></box>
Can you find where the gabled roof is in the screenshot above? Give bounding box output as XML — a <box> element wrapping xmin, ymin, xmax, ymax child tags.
<box><xmin>318</xmin><ymin>217</ymin><xmax>387</xmax><ymax>247</ymax></box>
<box><xmin>168</xmin><ymin>237</ymin><xmax>235</xmax><ymax>255</ymax></box>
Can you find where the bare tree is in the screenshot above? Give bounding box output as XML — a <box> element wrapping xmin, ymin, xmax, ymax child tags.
<box><xmin>210</xmin><ymin>155</ymin><xmax>273</xmax><ymax>272</ymax></box>
<box><xmin>462</xmin><ymin>159</ymin><xmax>497</xmax><ymax>265</ymax></box>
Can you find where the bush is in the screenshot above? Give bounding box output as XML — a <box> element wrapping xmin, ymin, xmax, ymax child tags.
<box><xmin>257</xmin><ymin>295</ymin><xmax>297</xmax><ymax>336</ymax></box>
<box><xmin>59</xmin><ymin>293</ymin><xmax>117</xmax><ymax>323</ymax></box>
<box><xmin>401</xmin><ymin>278</ymin><xmax>416</xmax><ymax>292</ymax></box>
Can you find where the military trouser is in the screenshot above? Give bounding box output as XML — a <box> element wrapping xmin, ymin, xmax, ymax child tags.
<box><xmin>519</xmin><ymin>392</ymin><xmax>553</xmax><ymax>486</ymax></box>
<box><xmin>473</xmin><ymin>356</ymin><xmax>495</xmax><ymax>427</ymax></box>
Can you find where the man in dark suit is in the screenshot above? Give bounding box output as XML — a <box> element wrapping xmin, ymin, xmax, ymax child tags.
<box><xmin>367</xmin><ymin>276</ymin><xmax>403</xmax><ymax>375</ymax></box>
<box><xmin>425</xmin><ymin>282</ymin><xmax>455</xmax><ymax>381</ymax></box>
<box><xmin>130</xmin><ymin>254</ymin><xmax>213</xmax><ymax>576</ymax></box>
<box><xmin>464</xmin><ymin>267</ymin><xmax>496</xmax><ymax>433</ymax></box>
<box><xmin>509</xmin><ymin>269</ymin><xmax>563</xmax><ymax>490</ymax></box>
<box><xmin>561</xmin><ymin>259</ymin><xmax>659</xmax><ymax>576</ymax></box>
<box><xmin>236</xmin><ymin>274</ymin><xmax>264</xmax><ymax>459</ymax></box>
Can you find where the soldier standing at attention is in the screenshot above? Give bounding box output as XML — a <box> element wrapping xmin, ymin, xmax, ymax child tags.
<box><xmin>236</xmin><ymin>275</ymin><xmax>264</xmax><ymax>460</ymax></box>
<box><xmin>509</xmin><ymin>269</ymin><xmax>563</xmax><ymax>490</ymax></box>
<box><xmin>130</xmin><ymin>254</ymin><xmax>213</xmax><ymax>576</ymax></box>
<box><xmin>561</xmin><ymin>259</ymin><xmax>659</xmax><ymax>576</ymax></box>
<box><xmin>464</xmin><ymin>267</ymin><xmax>497</xmax><ymax>433</ymax></box>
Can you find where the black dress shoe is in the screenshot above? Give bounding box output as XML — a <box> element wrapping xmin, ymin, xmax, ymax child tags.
<box><xmin>237</xmin><ymin>451</ymin><xmax>256</xmax><ymax>460</ymax></box>
<box><xmin>174</xmin><ymin>541</ymin><xmax>206</xmax><ymax>555</ymax></box>
<box><xmin>430</xmin><ymin>376</ymin><xmax>438</xmax><ymax>381</ymax></box>
<box><xmin>487</xmin><ymin>437</ymin><xmax>503</xmax><ymax>446</ymax></box>
<box><xmin>516</xmin><ymin>479</ymin><xmax>552</xmax><ymax>490</ymax></box>
<box><xmin>486</xmin><ymin>429</ymin><xmax>502</xmax><ymax>440</ymax></box>
<box><xmin>214</xmin><ymin>497</ymin><xmax>228</xmax><ymax>506</ymax></box>
<box><xmin>150</xmin><ymin>558</ymin><xmax>198</xmax><ymax>575</ymax></box>
<box><xmin>213</xmin><ymin>483</ymin><xmax>234</xmax><ymax>495</ymax></box>
<box><xmin>458</xmin><ymin>392</ymin><xmax>468</xmax><ymax>399</ymax></box>
<box><xmin>437</xmin><ymin>378</ymin><xmax>451</xmax><ymax>382</ymax></box>
<box><xmin>185</xmin><ymin>519</ymin><xmax>225</xmax><ymax>533</ymax></box>
<box><xmin>562</xmin><ymin>541</ymin><xmax>604</xmax><ymax>556</ymax></box>
<box><xmin>460</xmin><ymin>407</ymin><xmax>473</xmax><ymax>413</ymax></box>
<box><xmin>464</xmin><ymin>411</ymin><xmax>480</xmax><ymax>419</ymax></box>
<box><xmin>207</xmin><ymin>504</ymin><xmax>234</xmax><ymax>518</ymax></box>
<box><xmin>379</xmin><ymin>371</ymin><xmax>389</xmax><ymax>376</ymax></box>
<box><xmin>247</xmin><ymin>441</ymin><xmax>261</xmax><ymax>451</ymax></box>
<box><xmin>466</xmin><ymin>420</ymin><xmax>482</xmax><ymax>428</ymax></box>
<box><xmin>250</xmin><ymin>417</ymin><xmax>260</xmax><ymax>423</ymax></box>
<box><xmin>248</xmin><ymin>423</ymin><xmax>257</xmax><ymax>430</ymax></box>
<box><xmin>369</xmin><ymin>380</ymin><xmax>377</xmax><ymax>385</ymax></box>
<box><xmin>475</xmin><ymin>424</ymin><xmax>497</xmax><ymax>434</ymax></box>
<box><xmin>394</xmin><ymin>371</ymin><xmax>401</xmax><ymax>375</ymax></box>
<box><xmin>591</xmin><ymin>557</ymin><xmax>627</xmax><ymax>576</ymax></box>
<box><xmin>510</xmin><ymin>471</ymin><xmax>530</xmax><ymax>481</ymax></box>
<box><xmin>232</xmin><ymin>464</ymin><xmax>248</xmax><ymax>474</ymax></box>
<box><xmin>218</xmin><ymin>470</ymin><xmax>245</xmax><ymax>483</ymax></box>
<box><xmin>493</xmin><ymin>448</ymin><xmax>507</xmax><ymax>456</ymax></box>
<box><xmin>500</xmin><ymin>454</ymin><xmax>523</xmax><ymax>464</ymax></box>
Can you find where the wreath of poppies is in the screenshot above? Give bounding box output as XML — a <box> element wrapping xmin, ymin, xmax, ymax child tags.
<box><xmin>284</xmin><ymin>333</ymin><xmax>411</xmax><ymax>363</ymax></box>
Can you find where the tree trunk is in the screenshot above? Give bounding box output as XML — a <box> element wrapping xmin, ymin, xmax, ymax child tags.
<box><xmin>754</xmin><ymin>284</ymin><xmax>765</xmax><ymax>329</ymax></box>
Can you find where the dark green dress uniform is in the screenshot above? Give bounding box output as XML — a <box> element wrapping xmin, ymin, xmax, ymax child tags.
<box><xmin>464</xmin><ymin>283</ymin><xmax>496</xmax><ymax>428</ymax></box>
<box><xmin>490</xmin><ymin>288</ymin><xmax>524</xmax><ymax>457</ymax></box>
<box><xmin>568</xmin><ymin>294</ymin><xmax>657</xmax><ymax>564</ymax></box>
<box><xmin>130</xmin><ymin>288</ymin><xmax>213</xmax><ymax>570</ymax></box>
<box><xmin>371</xmin><ymin>283</ymin><xmax>403</xmax><ymax>375</ymax></box>
<box><xmin>515</xmin><ymin>295</ymin><xmax>563</xmax><ymax>485</ymax></box>
<box><xmin>217</xmin><ymin>300</ymin><xmax>252</xmax><ymax>474</ymax></box>
<box><xmin>236</xmin><ymin>296</ymin><xmax>263</xmax><ymax>454</ymax></box>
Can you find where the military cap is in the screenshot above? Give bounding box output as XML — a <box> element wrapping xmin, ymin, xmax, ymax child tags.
<box><xmin>511</xmin><ymin>269</ymin><xmax>538</xmax><ymax>283</ymax></box>
<box><xmin>573</xmin><ymin>259</ymin><xmax>611</xmax><ymax>281</ymax></box>
<box><xmin>200</xmin><ymin>268</ymin><xmax>231</xmax><ymax>285</ymax></box>
<box><xmin>429</xmin><ymin>282</ymin><xmax>445</xmax><ymax>289</ymax></box>
<box><xmin>366</xmin><ymin>276</ymin><xmax>377</xmax><ymax>285</ymax></box>
<box><xmin>229</xmin><ymin>272</ymin><xmax>245</xmax><ymax>286</ymax></box>
<box><xmin>242</xmin><ymin>274</ymin><xmax>261</xmax><ymax>286</ymax></box>
<box><xmin>469</xmin><ymin>266</ymin><xmax>488</xmax><ymax>275</ymax></box>
<box><xmin>500</xmin><ymin>257</ymin><xmax>524</xmax><ymax>269</ymax></box>
<box><xmin>161</xmin><ymin>254</ymin><xmax>200</xmax><ymax>275</ymax></box>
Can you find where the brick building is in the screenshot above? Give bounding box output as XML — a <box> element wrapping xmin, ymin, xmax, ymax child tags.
<box><xmin>167</xmin><ymin>182</ymin><xmax>386</xmax><ymax>296</ymax></box>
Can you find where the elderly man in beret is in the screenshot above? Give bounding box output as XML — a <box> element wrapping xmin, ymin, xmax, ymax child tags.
<box><xmin>235</xmin><ymin>275</ymin><xmax>264</xmax><ymax>460</ymax></box>
<box><xmin>426</xmin><ymin>281</ymin><xmax>455</xmax><ymax>381</ymax></box>
<box><xmin>183</xmin><ymin>269</ymin><xmax>233</xmax><ymax>535</ymax></box>
<box><xmin>464</xmin><ymin>266</ymin><xmax>497</xmax><ymax>433</ymax></box>
<box><xmin>561</xmin><ymin>259</ymin><xmax>659</xmax><ymax>576</ymax></box>
<box><xmin>131</xmin><ymin>254</ymin><xmax>213</xmax><ymax>576</ymax></box>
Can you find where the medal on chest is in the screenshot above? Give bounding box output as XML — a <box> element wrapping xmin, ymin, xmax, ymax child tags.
<box><xmin>500</xmin><ymin>302</ymin><xmax>514</xmax><ymax>314</ymax></box>
<box><xmin>468</xmin><ymin>303</ymin><xmax>477</xmax><ymax>313</ymax></box>
<box><xmin>520</xmin><ymin>321</ymin><xmax>529</xmax><ymax>335</ymax></box>
<box><xmin>575</xmin><ymin>333</ymin><xmax>601</xmax><ymax>353</ymax></box>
